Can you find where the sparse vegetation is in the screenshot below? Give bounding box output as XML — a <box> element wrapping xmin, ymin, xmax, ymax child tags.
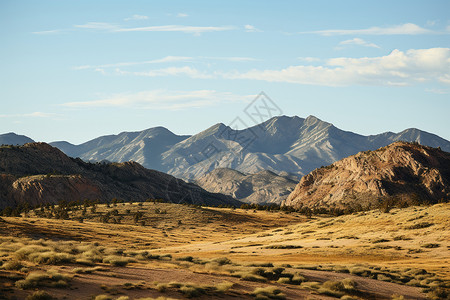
<box><xmin>0</xmin><ymin>202</ymin><xmax>447</xmax><ymax>299</ymax></box>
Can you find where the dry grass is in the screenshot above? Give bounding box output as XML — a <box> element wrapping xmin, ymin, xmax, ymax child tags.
<box><xmin>0</xmin><ymin>202</ymin><xmax>448</xmax><ymax>299</ymax></box>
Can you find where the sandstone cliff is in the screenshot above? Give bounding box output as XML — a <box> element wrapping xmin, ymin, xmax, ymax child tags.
<box><xmin>283</xmin><ymin>142</ymin><xmax>450</xmax><ymax>210</ymax></box>
<box><xmin>0</xmin><ymin>143</ymin><xmax>240</xmax><ymax>208</ymax></box>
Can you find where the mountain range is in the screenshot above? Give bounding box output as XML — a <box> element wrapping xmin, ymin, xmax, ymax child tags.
<box><xmin>2</xmin><ymin>115</ymin><xmax>450</xmax><ymax>189</ymax></box>
<box><xmin>0</xmin><ymin>143</ymin><xmax>240</xmax><ymax>209</ymax></box>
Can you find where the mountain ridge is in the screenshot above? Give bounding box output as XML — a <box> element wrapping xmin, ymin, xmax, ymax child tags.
<box><xmin>4</xmin><ymin>115</ymin><xmax>450</xmax><ymax>182</ymax></box>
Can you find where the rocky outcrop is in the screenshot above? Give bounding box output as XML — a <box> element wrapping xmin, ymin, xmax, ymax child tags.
<box><xmin>283</xmin><ymin>142</ymin><xmax>450</xmax><ymax>210</ymax></box>
<box><xmin>0</xmin><ymin>143</ymin><xmax>241</xmax><ymax>208</ymax></box>
<box><xmin>196</xmin><ymin>168</ymin><xmax>297</xmax><ymax>204</ymax></box>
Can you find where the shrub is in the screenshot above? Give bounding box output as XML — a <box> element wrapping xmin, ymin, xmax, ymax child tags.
<box><xmin>25</xmin><ymin>290</ymin><xmax>55</xmax><ymax>300</ymax></box>
<box><xmin>179</xmin><ymin>285</ymin><xmax>204</xmax><ymax>298</ymax></box>
<box><xmin>94</xmin><ymin>295</ymin><xmax>113</xmax><ymax>300</ymax></box>
<box><xmin>251</xmin><ymin>286</ymin><xmax>286</xmax><ymax>299</ymax></box>
<box><xmin>28</xmin><ymin>251</ymin><xmax>75</xmax><ymax>264</ymax></box>
<box><xmin>176</xmin><ymin>256</ymin><xmax>193</xmax><ymax>262</ymax></box>
<box><xmin>421</xmin><ymin>243</ymin><xmax>440</xmax><ymax>248</ymax></box>
<box><xmin>15</xmin><ymin>270</ymin><xmax>71</xmax><ymax>289</ymax></box>
<box><xmin>264</xmin><ymin>245</ymin><xmax>303</xmax><ymax>249</ymax></box>
<box><xmin>215</xmin><ymin>281</ymin><xmax>233</xmax><ymax>292</ymax></box>
<box><xmin>102</xmin><ymin>255</ymin><xmax>131</xmax><ymax>267</ymax></box>
<box><xmin>212</xmin><ymin>257</ymin><xmax>232</xmax><ymax>265</ymax></box>
<box><xmin>2</xmin><ymin>260</ymin><xmax>24</xmax><ymax>270</ymax></box>
<box><xmin>405</xmin><ymin>222</ymin><xmax>434</xmax><ymax>230</ymax></box>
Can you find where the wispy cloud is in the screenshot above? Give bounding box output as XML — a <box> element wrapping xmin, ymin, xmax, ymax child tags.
<box><xmin>124</xmin><ymin>14</ymin><xmax>149</xmax><ymax>21</ymax></box>
<box><xmin>304</xmin><ymin>23</ymin><xmax>435</xmax><ymax>36</ymax></box>
<box><xmin>223</xmin><ymin>48</ymin><xmax>450</xmax><ymax>87</ymax></box>
<box><xmin>114</xmin><ymin>66</ymin><xmax>214</xmax><ymax>79</ymax></box>
<box><xmin>244</xmin><ymin>24</ymin><xmax>261</xmax><ymax>32</ymax></box>
<box><xmin>74</xmin><ymin>22</ymin><xmax>121</xmax><ymax>31</ymax></box>
<box><xmin>338</xmin><ymin>38</ymin><xmax>380</xmax><ymax>49</ymax></box>
<box><xmin>0</xmin><ymin>112</ymin><xmax>61</xmax><ymax>118</ymax></box>
<box><xmin>62</xmin><ymin>90</ymin><xmax>254</xmax><ymax>110</ymax></box>
<box><xmin>201</xmin><ymin>56</ymin><xmax>258</xmax><ymax>62</ymax></box>
<box><xmin>116</xmin><ymin>25</ymin><xmax>235</xmax><ymax>35</ymax></box>
<box><xmin>177</xmin><ymin>13</ymin><xmax>188</xmax><ymax>18</ymax></box>
<box><xmin>38</xmin><ymin>21</ymin><xmax>235</xmax><ymax>36</ymax></box>
<box><xmin>297</xmin><ymin>57</ymin><xmax>321</xmax><ymax>63</ymax></box>
<box><xmin>32</xmin><ymin>29</ymin><xmax>64</xmax><ymax>35</ymax></box>
<box><xmin>73</xmin><ymin>56</ymin><xmax>193</xmax><ymax>70</ymax></box>
<box><xmin>74</xmin><ymin>56</ymin><xmax>257</xmax><ymax>71</ymax></box>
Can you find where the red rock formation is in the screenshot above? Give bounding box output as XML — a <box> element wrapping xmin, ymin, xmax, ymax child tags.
<box><xmin>283</xmin><ymin>142</ymin><xmax>450</xmax><ymax>209</ymax></box>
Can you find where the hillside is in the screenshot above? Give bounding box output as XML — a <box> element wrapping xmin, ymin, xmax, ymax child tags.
<box><xmin>0</xmin><ymin>143</ymin><xmax>240</xmax><ymax>209</ymax></box>
<box><xmin>283</xmin><ymin>142</ymin><xmax>450</xmax><ymax>210</ymax></box>
<box><xmin>196</xmin><ymin>168</ymin><xmax>297</xmax><ymax>204</ymax></box>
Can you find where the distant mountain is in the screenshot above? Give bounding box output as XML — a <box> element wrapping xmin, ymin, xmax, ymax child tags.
<box><xmin>283</xmin><ymin>142</ymin><xmax>450</xmax><ymax>210</ymax></box>
<box><xmin>158</xmin><ymin>115</ymin><xmax>450</xmax><ymax>180</ymax></box>
<box><xmin>4</xmin><ymin>115</ymin><xmax>450</xmax><ymax>182</ymax></box>
<box><xmin>0</xmin><ymin>133</ymin><xmax>34</xmax><ymax>146</ymax></box>
<box><xmin>196</xmin><ymin>168</ymin><xmax>297</xmax><ymax>204</ymax></box>
<box><xmin>50</xmin><ymin>127</ymin><xmax>190</xmax><ymax>171</ymax></box>
<box><xmin>0</xmin><ymin>143</ymin><xmax>241</xmax><ymax>209</ymax></box>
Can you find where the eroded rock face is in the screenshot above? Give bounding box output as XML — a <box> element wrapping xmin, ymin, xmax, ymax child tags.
<box><xmin>11</xmin><ymin>175</ymin><xmax>102</xmax><ymax>205</ymax></box>
<box><xmin>283</xmin><ymin>142</ymin><xmax>450</xmax><ymax>209</ymax></box>
<box><xmin>0</xmin><ymin>143</ymin><xmax>241</xmax><ymax>208</ymax></box>
<box><xmin>196</xmin><ymin>168</ymin><xmax>297</xmax><ymax>204</ymax></box>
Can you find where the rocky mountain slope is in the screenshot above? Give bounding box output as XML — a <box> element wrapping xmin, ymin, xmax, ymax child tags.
<box><xmin>283</xmin><ymin>142</ymin><xmax>450</xmax><ymax>210</ymax></box>
<box><xmin>6</xmin><ymin>116</ymin><xmax>450</xmax><ymax>182</ymax></box>
<box><xmin>0</xmin><ymin>143</ymin><xmax>240</xmax><ymax>209</ymax></box>
<box><xmin>195</xmin><ymin>168</ymin><xmax>297</xmax><ymax>204</ymax></box>
<box><xmin>51</xmin><ymin>127</ymin><xmax>190</xmax><ymax>170</ymax></box>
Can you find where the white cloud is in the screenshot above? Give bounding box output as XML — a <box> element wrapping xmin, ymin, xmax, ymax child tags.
<box><xmin>62</xmin><ymin>90</ymin><xmax>254</xmax><ymax>110</ymax></box>
<box><xmin>244</xmin><ymin>24</ymin><xmax>261</xmax><ymax>32</ymax></box>
<box><xmin>177</xmin><ymin>13</ymin><xmax>188</xmax><ymax>17</ymax></box>
<box><xmin>115</xmin><ymin>66</ymin><xmax>214</xmax><ymax>79</ymax></box>
<box><xmin>338</xmin><ymin>38</ymin><xmax>380</xmax><ymax>49</ymax></box>
<box><xmin>202</xmin><ymin>56</ymin><xmax>258</xmax><ymax>62</ymax></box>
<box><xmin>32</xmin><ymin>29</ymin><xmax>63</xmax><ymax>35</ymax></box>
<box><xmin>297</xmin><ymin>57</ymin><xmax>321</xmax><ymax>62</ymax></box>
<box><xmin>124</xmin><ymin>14</ymin><xmax>149</xmax><ymax>21</ymax></box>
<box><xmin>74</xmin><ymin>56</ymin><xmax>257</xmax><ymax>72</ymax></box>
<box><xmin>224</xmin><ymin>48</ymin><xmax>450</xmax><ymax>87</ymax></box>
<box><xmin>74</xmin><ymin>22</ymin><xmax>121</xmax><ymax>31</ymax></box>
<box><xmin>0</xmin><ymin>112</ymin><xmax>60</xmax><ymax>118</ymax></box>
<box><xmin>116</xmin><ymin>25</ymin><xmax>235</xmax><ymax>35</ymax></box>
<box><xmin>73</xmin><ymin>56</ymin><xmax>193</xmax><ymax>70</ymax></box>
<box><xmin>305</xmin><ymin>23</ymin><xmax>434</xmax><ymax>36</ymax></box>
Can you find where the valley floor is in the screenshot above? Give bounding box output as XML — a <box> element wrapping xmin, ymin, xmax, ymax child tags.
<box><xmin>0</xmin><ymin>202</ymin><xmax>448</xmax><ymax>299</ymax></box>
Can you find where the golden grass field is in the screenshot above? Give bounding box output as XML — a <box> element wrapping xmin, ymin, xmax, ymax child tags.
<box><xmin>0</xmin><ymin>202</ymin><xmax>449</xmax><ymax>299</ymax></box>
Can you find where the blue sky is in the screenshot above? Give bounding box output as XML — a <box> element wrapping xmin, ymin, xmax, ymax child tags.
<box><xmin>1</xmin><ymin>0</ymin><xmax>449</xmax><ymax>144</ymax></box>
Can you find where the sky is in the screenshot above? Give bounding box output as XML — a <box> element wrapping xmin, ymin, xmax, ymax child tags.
<box><xmin>1</xmin><ymin>0</ymin><xmax>449</xmax><ymax>144</ymax></box>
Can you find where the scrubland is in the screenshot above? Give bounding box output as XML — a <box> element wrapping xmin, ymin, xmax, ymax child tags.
<box><xmin>0</xmin><ymin>202</ymin><xmax>448</xmax><ymax>299</ymax></box>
